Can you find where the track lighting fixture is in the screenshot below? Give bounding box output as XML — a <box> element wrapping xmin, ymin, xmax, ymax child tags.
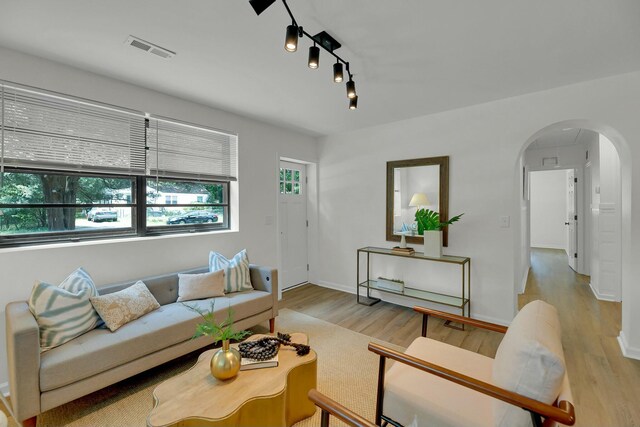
<box><xmin>333</xmin><ymin>62</ymin><xmax>343</xmax><ymax>83</ymax></box>
<box><xmin>346</xmin><ymin>78</ymin><xmax>356</xmax><ymax>99</ymax></box>
<box><xmin>285</xmin><ymin>24</ymin><xmax>298</xmax><ymax>52</ymax></box>
<box><xmin>349</xmin><ymin>95</ymin><xmax>358</xmax><ymax>110</ymax></box>
<box><xmin>308</xmin><ymin>44</ymin><xmax>320</xmax><ymax>69</ymax></box>
<box><xmin>248</xmin><ymin>0</ymin><xmax>360</xmax><ymax>109</ymax></box>
<box><xmin>249</xmin><ymin>0</ymin><xmax>276</xmax><ymax>16</ymax></box>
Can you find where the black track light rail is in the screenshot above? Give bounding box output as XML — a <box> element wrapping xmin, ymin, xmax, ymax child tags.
<box><xmin>281</xmin><ymin>0</ymin><xmax>354</xmax><ymax>79</ymax></box>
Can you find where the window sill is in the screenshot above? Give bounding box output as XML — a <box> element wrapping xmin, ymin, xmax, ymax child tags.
<box><xmin>0</xmin><ymin>228</ymin><xmax>239</xmax><ymax>254</ymax></box>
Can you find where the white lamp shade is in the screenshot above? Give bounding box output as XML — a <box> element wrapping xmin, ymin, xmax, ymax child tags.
<box><xmin>409</xmin><ymin>192</ymin><xmax>430</xmax><ymax>207</ymax></box>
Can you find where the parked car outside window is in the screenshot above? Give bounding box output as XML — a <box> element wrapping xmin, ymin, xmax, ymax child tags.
<box><xmin>87</xmin><ymin>208</ymin><xmax>118</xmax><ymax>223</ymax></box>
<box><xmin>166</xmin><ymin>211</ymin><xmax>218</xmax><ymax>225</ymax></box>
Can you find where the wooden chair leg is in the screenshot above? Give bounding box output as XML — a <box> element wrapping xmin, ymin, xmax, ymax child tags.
<box><xmin>269</xmin><ymin>318</ymin><xmax>275</xmax><ymax>333</ymax></box>
<box><xmin>21</xmin><ymin>416</ymin><xmax>37</xmax><ymax>427</ymax></box>
<box><xmin>375</xmin><ymin>355</ymin><xmax>386</xmax><ymax>426</ymax></box>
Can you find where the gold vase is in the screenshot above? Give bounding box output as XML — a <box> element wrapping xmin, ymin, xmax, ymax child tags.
<box><xmin>210</xmin><ymin>340</ymin><xmax>241</xmax><ymax>380</ymax></box>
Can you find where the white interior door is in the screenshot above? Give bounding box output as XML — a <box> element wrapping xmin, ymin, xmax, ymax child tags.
<box><xmin>279</xmin><ymin>161</ymin><xmax>308</xmax><ymax>290</ymax></box>
<box><xmin>566</xmin><ymin>169</ymin><xmax>578</xmax><ymax>271</ymax></box>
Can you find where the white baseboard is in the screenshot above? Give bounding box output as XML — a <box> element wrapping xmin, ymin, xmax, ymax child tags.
<box><xmin>618</xmin><ymin>331</ymin><xmax>640</xmax><ymax>360</ymax></box>
<box><xmin>0</xmin><ymin>381</ymin><xmax>8</xmax><ymax>397</ymax></box>
<box><xmin>472</xmin><ymin>313</ymin><xmax>511</xmax><ymax>327</ymax></box>
<box><xmin>519</xmin><ymin>268</ymin><xmax>530</xmax><ymax>294</ymax></box>
<box><xmin>588</xmin><ymin>282</ymin><xmax>617</xmax><ymax>301</ymax></box>
<box><xmin>530</xmin><ymin>244</ymin><xmax>567</xmax><ymax>250</ymax></box>
<box><xmin>316</xmin><ymin>280</ymin><xmax>355</xmax><ymax>295</ymax></box>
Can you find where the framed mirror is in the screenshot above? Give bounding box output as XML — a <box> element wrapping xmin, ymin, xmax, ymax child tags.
<box><xmin>386</xmin><ymin>156</ymin><xmax>450</xmax><ymax>246</ymax></box>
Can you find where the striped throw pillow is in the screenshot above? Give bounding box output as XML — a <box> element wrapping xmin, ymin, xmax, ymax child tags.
<box><xmin>209</xmin><ymin>249</ymin><xmax>253</xmax><ymax>293</ymax></box>
<box><xmin>28</xmin><ymin>268</ymin><xmax>102</xmax><ymax>351</ymax></box>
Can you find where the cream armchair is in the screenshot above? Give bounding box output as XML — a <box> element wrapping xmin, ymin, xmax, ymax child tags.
<box><xmin>309</xmin><ymin>300</ymin><xmax>575</xmax><ymax>427</ymax></box>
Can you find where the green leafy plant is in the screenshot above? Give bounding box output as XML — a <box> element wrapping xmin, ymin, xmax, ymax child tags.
<box><xmin>415</xmin><ymin>209</ymin><xmax>464</xmax><ymax>235</ymax></box>
<box><xmin>183</xmin><ymin>301</ymin><xmax>251</xmax><ymax>343</ymax></box>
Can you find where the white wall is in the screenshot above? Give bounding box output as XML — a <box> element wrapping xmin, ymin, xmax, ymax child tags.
<box><xmin>316</xmin><ymin>70</ymin><xmax>640</xmax><ymax>362</ymax></box>
<box><xmin>529</xmin><ymin>170</ymin><xmax>568</xmax><ymax>250</ymax></box>
<box><xmin>593</xmin><ymin>135</ymin><xmax>622</xmax><ymax>301</ymax></box>
<box><xmin>0</xmin><ymin>46</ymin><xmax>318</xmax><ymax>386</ymax></box>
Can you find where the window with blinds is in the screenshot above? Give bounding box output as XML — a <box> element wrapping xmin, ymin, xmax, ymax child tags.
<box><xmin>146</xmin><ymin>117</ymin><xmax>238</xmax><ymax>181</ymax></box>
<box><xmin>1</xmin><ymin>84</ymin><xmax>147</xmax><ymax>175</ymax></box>
<box><xmin>0</xmin><ymin>82</ymin><xmax>236</xmax><ymax>246</ymax></box>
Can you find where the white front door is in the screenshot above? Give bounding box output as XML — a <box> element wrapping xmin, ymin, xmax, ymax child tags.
<box><xmin>566</xmin><ymin>169</ymin><xmax>578</xmax><ymax>271</ymax></box>
<box><xmin>279</xmin><ymin>161</ymin><xmax>308</xmax><ymax>290</ymax></box>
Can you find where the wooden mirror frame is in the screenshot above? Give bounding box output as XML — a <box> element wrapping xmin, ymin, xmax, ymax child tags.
<box><xmin>386</xmin><ymin>156</ymin><xmax>450</xmax><ymax>246</ymax></box>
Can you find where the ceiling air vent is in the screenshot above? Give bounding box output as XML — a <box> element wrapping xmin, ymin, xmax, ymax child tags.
<box><xmin>125</xmin><ymin>35</ymin><xmax>175</xmax><ymax>59</ymax></box>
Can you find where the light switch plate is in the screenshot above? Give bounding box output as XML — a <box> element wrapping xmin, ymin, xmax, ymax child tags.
<box><xmin>265</xmin><ymin>215</ymin><xmax>274</xmax><ymax>225</ymax></box>
<box><xmin>499</xmin><ymin>216</ymin><xmax>510</xmax><ymax>228</ymax></box>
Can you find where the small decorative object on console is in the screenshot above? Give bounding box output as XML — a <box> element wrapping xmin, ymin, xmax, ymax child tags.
<box><xmin>377</xmin><ymin>277</ymin><xmax>405</xmax><ymax>292</ymax></box>
<box><xmin>392</xmin><ymin>246</ymin><xmax>415</xmax><ymax>255</ymax></box>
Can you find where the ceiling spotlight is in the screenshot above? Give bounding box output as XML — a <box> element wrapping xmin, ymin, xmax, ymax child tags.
<box><xmin>249</xmin><ymin>0</ymin><xmax>276</xmax><ymax>15</ymax></box>
<box><xmin>346</xmin><ymin>78</ymin><xmax>356</xmax><ymax>99</ymax></box>
<box><xmin>308</xmin><ymin>44</ymin><xmax>320</xmax><ymax>69</ymax></box>
<box><xmin>250</xmin><ymin>0</ymin><xmax>360</xmax><ymax>109</ymax></box>
<box><xmin>285</xmin><ymin>24</ymin><xmax>298</xmax><ymax>52</ymax></box>
<box><xmin>349</xmin><ymin>96</ymin><xmax>358</xmax><ymax>110</ymax></box>
<box><xmin>333</xmin><ymin>62</ymin><xmax>343</xmax><ymax>83</ymax></box>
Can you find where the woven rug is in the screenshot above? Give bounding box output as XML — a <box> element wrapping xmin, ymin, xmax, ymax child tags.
<box><xmin>16</xmin><ymin>308</ymin><xmax>404</xmax><ymax>427</ymax></box>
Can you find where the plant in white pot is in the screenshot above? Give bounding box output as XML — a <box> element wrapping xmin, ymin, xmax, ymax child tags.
<box><xmin>415</xmin><ymin>209</ymin><xmax>464</xmax><ymax>257</ymax></box>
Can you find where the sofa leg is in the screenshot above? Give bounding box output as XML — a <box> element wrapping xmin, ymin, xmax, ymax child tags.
<box><xmin>21</xmin><ymin>416</ymin><xmax>37</xmax><ymax>427</ymax></box>
<box><xmin>269</xmin><ymin>318</ymin><xmax>275</xmax><ymax>333</ymax></box>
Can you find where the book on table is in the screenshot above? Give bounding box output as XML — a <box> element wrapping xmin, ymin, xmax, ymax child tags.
<box><xmin>240</xmin><ymin>354</ymin><xmax>279</xmax><ymax>370</ymax></box>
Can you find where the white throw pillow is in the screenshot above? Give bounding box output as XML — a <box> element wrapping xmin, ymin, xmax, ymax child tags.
<box><xmin>28</xmin><ymin>268</ymin><xmax>102</xmax><ymax>351</ymax></box>
<box><xmin>90</xmin><ymin>281</ymin><xmax>160</xmax><ymax>332</ymax></box>
<box><xmin>177</xmin><ymin>270</ymin><xmax>225</xmax><ymax>302</ymax></box>
<box><xmin>209</xmin><ymin>249</ymin><xmax>253</xmax><ymax>293</ymax></box>
<box><xmin>492</xmin><ymin>300</ymin><xmax>566</xmax><ymax>427</ymax></box>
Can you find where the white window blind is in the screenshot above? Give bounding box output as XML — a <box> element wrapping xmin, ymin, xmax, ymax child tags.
<box><xmin>0</xmin><ymin>83</ymin><xmax>147</xmax><ymax>175</ymax></box>
<box><xmin>146</xmin><ymin>117</ymin><xmax>238</xmax><ymax>181</ymax></box>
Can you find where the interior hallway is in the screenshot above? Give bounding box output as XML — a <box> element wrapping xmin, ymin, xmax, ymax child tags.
<box><xmin>519</xmin><ymin>248</ymin><xmax>640</xmax><ymax>426</ymax></box>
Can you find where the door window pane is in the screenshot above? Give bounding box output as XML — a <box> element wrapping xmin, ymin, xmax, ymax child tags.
<box><xmin>294</xmin><ymin>170</ymin><xmax>300</xmax><ymax>182</ymax></box>
<box><xmin>285</xmin><ymin>182</ymin><xmax>293</xmax><ymax>194</ymax></box>
<box><xmin>294</xmin><ymin>183</ymin><xmax>300</xmax><ymax>195</ymax></box>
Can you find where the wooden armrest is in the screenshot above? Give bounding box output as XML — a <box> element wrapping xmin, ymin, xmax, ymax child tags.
<box><xmin>368</xmin><ymin>343</ymin><xmax>575</xmax><ymax>426</ymax></box>
<box><xmin>413</xmin><ymin>306</ymin><xmax>508</xmax><ymax>334</ymax></box>
<box><xmin>308</xmin><ymin>389</ymin><xmax>377</xmax><ymax>427</ymax></box>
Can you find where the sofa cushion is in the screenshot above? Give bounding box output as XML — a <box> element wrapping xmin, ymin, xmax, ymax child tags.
<box><xmin>182</xmin><ymin>290</ymin><xmax>273</xmax><ymax>322</ymax></box>
<box><xmin>28</xmin><ymin>268</ymin><xmax>102</xmax><ymax>351</ymax></box>
<box><xmin>209</xmin><ymin>250</ymin><xmax>253</xmax><ymax>293</ymax></box>
<box><xmin>177</xmin><ymin>270</ymin><xmax>225</xmax><ymax>302</ymax></box>
<box><xmin>492</xmin><ymin>300</ymin><xmax>566</xmax><ymax>427</ymax></box>
<box><xmin>98</xmin><ymin>267</ymin><xmax>209</xmax><ymax>306</ymax></box>
<box><xmin>39</xmin><ymin>290</ymin><xmax>272</xmax><ymax>391</ymax></box>
<box><xmin>384</xmin><ymin>337</ymin><xmax>495</xmax><ymax>427</ymax></box>
<box><xmin>90</xmin><ymin>281</ymin><xmax>160</xmax><ymax>332</ymax></box>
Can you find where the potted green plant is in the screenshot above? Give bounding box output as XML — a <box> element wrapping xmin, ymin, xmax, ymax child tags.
<box><xmin>184</xmin><ymin>301</ymin><xmax>251</xmax><ymax>380</ymax></box>
<box><xmin>415</xmin><ymin>209</ymin><xmax>464</xmax><ymax>257</ymax></box>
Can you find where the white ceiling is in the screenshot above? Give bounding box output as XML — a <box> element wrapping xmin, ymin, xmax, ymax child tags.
<box><xmin>528</xmin><ymin>128</ymin><xmax>583</xmax><ymax>150</ymax></box>
<box><xmin>1</xmin><ymin>0</ymin><xmax>640</xmax><ymax>136</ymax></box>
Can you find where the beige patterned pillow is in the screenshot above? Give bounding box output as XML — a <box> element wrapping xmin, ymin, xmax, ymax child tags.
<box><xmin>90</xmin><ymin>281</ymin><xmax>160</xmax><ymax>332</ymax></box>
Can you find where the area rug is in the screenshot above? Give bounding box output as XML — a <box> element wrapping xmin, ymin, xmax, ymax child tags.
<box><xmin>20</xmin><ymin>308</ymin><xmax>404</xmax><ymax>427</ymax></box>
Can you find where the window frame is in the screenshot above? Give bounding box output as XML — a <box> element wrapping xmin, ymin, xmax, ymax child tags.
<box><xmin>0</xmin><ymin>170</ymin><xmax>232</xmax><ymax>247</ymax></box>
<box><xmin>0</xmin><ymin>168</ymin><xmax>138</xmax><ymax>246</ymax></box>
<box><xmin>142</xmin><ymin>176</ymin><xmax>231</xmax><ymax>236</ymax></box>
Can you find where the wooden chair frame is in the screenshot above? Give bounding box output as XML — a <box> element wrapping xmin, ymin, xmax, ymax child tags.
<box><xmin>370</xmin><ymin>307</ymin><xmax>576</xmax><ymax>427</ymax></box>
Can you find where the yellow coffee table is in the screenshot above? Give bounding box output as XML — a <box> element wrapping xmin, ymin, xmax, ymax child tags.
<box><xmin>147</xmin><ymin>333</ymin><xmax>317</xmax><ymax>427</ymax></box>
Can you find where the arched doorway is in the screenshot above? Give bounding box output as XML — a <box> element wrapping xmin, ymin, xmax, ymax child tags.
<box><xmin>513</xmin><ymin>119</ymin><xmax>632</xmax><ymax>354</ymax></box>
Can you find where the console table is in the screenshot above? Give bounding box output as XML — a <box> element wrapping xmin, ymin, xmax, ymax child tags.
<box><xmin>356</xmin><ymin>246</ymin><xmax>471</xmax><ymax>321</ymax></box>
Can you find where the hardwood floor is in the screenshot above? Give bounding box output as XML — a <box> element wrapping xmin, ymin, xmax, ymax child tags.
<box><xmin>282</xmin><ymin>248</ymin><xmax>640</xmax><ymax>427</ymax></box>
<box><xmin>2</xmin><ymin>249</ymin><xmax>637</xmax><ymax>426</ymax></box>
